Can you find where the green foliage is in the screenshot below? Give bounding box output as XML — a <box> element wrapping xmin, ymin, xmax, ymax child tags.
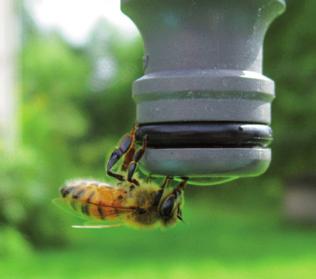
<box><xmin>0</xmin><ymin>149</ymin><xmax>69</xmax><ymax>247</ymax></box>
<box><xmin>0</xmin><ymin>226</ymin><xmax>33</xmax><ymax>260</ymax></box>
<box><xmin>75</xmin><ymin>19</ymin><xmax>143</xmax><ymax>167</ymax></box>
<box><xmin>12</xmin><ymin>31</ymin><xmax>93</xmax><ymax>246</ymax></box>
<box><xmin>7</xmin><ymin>16</ymin><xmax>143</xmax><ymax>247</ymax></box>
<box><xmin>1</xmin><ymin>0</ymin><xmax>315</xmax><ymax>251</ymax></box>
<box><xmin>21</xmin><ymin>34</ymin><xmax>90</xmax><ymax>159</ymax></box>
<box><xmin>1</xmin><ymin>203</ymin><xmax>316</xmax><ymax>278</ymax></box>
<box><xmin>265</xmin><ymin>0</ymin><xmax>316</xmax><ymax>176</ymax></box>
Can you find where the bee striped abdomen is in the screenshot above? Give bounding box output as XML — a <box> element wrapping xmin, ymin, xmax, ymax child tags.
<box><xmin>60</xmin><ymin>186</ymin><xmax>75</xmax><ymax>198</ymax></box>
<box><xmin>97</xmin><ymin>206</ymin><xmax>105</xmax><ymax>219</ymax></box>
<box><xmin>60</xmin><ymin>180</ymin><xmax>130</xmax><ymax>220</ymax></box>
<box><xmin>81</xmin><ymin>204</ymin><xmax>90</xmax><ymax>215</ymax></box>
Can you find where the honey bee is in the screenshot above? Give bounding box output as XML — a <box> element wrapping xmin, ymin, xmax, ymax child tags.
<box><xmin>59</xmin><ymin>177</ymin><xmax>186</xmax><ymax>228</ymax></box>
<box><xmin>57</xmin><ymin>126</ymin><xmax>188</xmax><ymax>228</ymax></box>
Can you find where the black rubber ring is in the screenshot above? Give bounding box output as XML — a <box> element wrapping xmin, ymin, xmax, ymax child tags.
<box><xmin>135</xmin><ymin>123</ymin><xmax>272</xmax><ymax>148</ymax></box>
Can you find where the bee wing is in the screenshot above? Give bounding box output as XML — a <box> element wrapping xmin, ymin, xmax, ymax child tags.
<box><xmin>52</xmin><ymin>197</ymin><xmax>69</xmax><ymax>212</ymax></box>
<box><xmin>54</xmin><ymin>198</ymin><xmax>128</xmax><ymax>228</ymax></box>
<box><xmin>72</xmin><ymin>224</ymin><xmax>123</xmax><ymax>229</ymax></box>
<box><xmin>53</xmin><ymin>197</ymin><xmax>140</xmax><ymax>228</ymax></box>
<box><xmin>52</xmin><ymin>198</ymin><xmax>92</xmax><ymax>221</ymax></box>
<box><xmin>53</xmin><ymin>198</ymin><xmax>80</xmax><ymax>217</ymax></box>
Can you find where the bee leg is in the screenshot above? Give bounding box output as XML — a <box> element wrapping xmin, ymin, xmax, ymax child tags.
<box><xmin>127</xmin><ymin>135</ymin><xmax>148</xmax><ymax>186</ymax></box>
<box><xmin>174</xmin><ymin>177</ymin><xmax>189</xmax><ymax>193</ymax></box>
<box><xmin>106</xmin><ymin>127</ymin><xmax>136</xmax><ymax>182</ymax></box>
<box><xmin>153</xmin><ymin>176</ymin><xmax>173</xmax><ymax>206</ymax></box>
<box><xmin>161</xmin><ymin>176</ymin><xmax>173</xmax><ymax>189</ymax></box>
<box><xmin>121</xmin><ymin>126</ymin><xmax>137</xmax><ymax>172</ymax></box>
<box><xmin>145</xmin><ymin>174</ymin><xmax>152</xmax><ymax>183</ymax></box>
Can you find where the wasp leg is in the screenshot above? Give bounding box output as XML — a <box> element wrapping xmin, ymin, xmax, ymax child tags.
<box><xmin>106</xmin><ymin>127</ymin><xmax>136</xmax><ymax>182</ymax></box>
<box><xmin>127</xmin><ymin>135</ymin><xmax>148</xmax><ymax>186</ymax></box>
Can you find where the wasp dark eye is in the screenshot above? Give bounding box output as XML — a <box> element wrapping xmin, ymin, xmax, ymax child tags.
<box><xmin>159</xmin><ymin>196</ymin><xmax>175</xmax><ymax>219</ymax></box>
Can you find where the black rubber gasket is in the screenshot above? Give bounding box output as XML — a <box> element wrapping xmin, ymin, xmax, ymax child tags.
<box><xmin>135</xmin><ymin>123</ymin><xmax>272</xmax><ymax>148</ymax></box>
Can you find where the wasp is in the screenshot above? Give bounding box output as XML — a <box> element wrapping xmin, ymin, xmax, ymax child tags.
<box><xmin>58</xmin><ymin>127</ymin><xmax>187</xmax><ymax>228</ymax></box>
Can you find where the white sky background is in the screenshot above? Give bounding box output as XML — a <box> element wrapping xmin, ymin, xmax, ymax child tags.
<box><xmin>26</xmin><ymin>0</ymin><xmax>139</xmax><ymax>45</ymax></box>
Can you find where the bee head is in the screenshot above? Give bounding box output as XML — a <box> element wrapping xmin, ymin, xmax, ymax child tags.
<box><xmin>158</xmin><ymin>188</ymin><xmax>184</xmax><ymax>225</ymax></box>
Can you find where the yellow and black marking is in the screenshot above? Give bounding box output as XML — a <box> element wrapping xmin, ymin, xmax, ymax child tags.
<box><xmin>60</xmin><ymin>180</ymin><xmax>136</xmax><ymax>221</ymax></box>
<box><xmin>97</xmin><ymin>205</ymin><xmax>105</xmax><ymax>219</ymax></box>
<box><xmin>57</xmin><ymin>177</ymin><xmax>186</xmax><ymax>228</ymax></box>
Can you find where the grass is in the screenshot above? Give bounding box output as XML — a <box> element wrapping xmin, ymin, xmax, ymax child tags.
<box><xmin>1</xmin><ymin>199</ymin><xmax>316</xmax><ymax>279</ymax></box>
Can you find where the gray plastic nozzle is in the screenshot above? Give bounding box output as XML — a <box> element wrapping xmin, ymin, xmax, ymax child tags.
<box><xmin>121</xmin><ymin>0</ymin><xmax>286</xmax><ymax>185</ymax></box>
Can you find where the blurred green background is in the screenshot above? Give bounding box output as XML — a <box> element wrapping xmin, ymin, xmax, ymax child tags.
<box><xmin>1</xmin><ymin>0</ymin><xmax>316</xmax><ymax>278</ymax></box>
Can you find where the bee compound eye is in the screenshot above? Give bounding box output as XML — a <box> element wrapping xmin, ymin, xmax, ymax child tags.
<box><xmin>159</xmin><ymin>196</ymin><xmax>175</xmax><ymax>219</ymax></box>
